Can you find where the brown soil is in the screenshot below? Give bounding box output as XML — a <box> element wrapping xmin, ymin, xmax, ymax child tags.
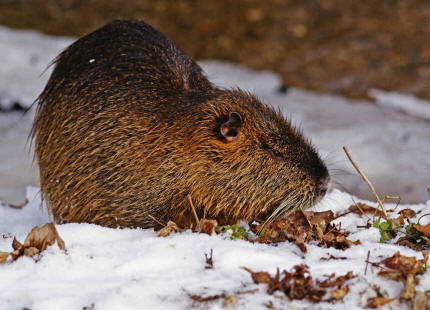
<box><xmin>2</xmin><ymin>0</ymin><xmax>430</xmax><ymax>100</ymax></box>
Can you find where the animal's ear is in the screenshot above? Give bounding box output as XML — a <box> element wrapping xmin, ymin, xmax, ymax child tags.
<box><xmin>220</xmin><ymin>112</ymin><xmax>242</xmax><ymax>142</ymax></box>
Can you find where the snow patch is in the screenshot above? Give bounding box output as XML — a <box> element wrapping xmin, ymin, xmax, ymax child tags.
<box><xmin>369</xmin><ymin>88</ymin><xmax>430</xmax><ymax>121</ymax></box>
<box><xmin>0</xmin><ymin>188</ymin><xmax>429</xmax><ymax>310</ymax></box>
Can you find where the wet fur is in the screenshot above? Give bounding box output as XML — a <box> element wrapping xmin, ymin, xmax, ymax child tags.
<box><xmin>32</xmin><ymin>20</ymin><xmax>329</xmax><ymax>228</ymax></box>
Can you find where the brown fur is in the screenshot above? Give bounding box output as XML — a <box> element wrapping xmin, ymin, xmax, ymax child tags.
<box><xmin>32</xmin><ymin>20</ymin><xmax>330</xmax><ymax>229</ymax></box>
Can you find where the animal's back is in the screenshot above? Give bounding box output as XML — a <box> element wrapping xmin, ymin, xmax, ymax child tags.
<box><xmin>33</xmin><ymin>20</ymin><xmax>213</xmax><ymax>228</ymax></box>
<box><xmin>40</xmin><ymin>20</ymin><xmax>211</xmax><ymax>107</ymax></box>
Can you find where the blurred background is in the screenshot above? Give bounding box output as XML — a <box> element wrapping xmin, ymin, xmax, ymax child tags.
<box><xmin>0</xmin><ymin>0</ymin><xmax>429</xmax><ymax>205</ymax></box>
<box><xmin>3</xmin><ymin>0</ymin><xmax>430</xmax><ymax>99</ymax></box>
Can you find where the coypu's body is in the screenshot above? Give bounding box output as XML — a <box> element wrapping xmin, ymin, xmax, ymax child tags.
<box><xmin>33</xmin><ymin>20</ymin><xmax>329</xmax><ymax>228</ymax></box>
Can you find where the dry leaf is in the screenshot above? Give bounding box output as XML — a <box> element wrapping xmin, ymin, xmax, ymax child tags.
<box><xmin>366</xmin><ymin>297</ymin><xmax>396</xmax><ymax>308</ymax></box>
<box><xmin>249</xmin><ymin>271</ymin><xmax>272</xmax><ymax>285</ymax></box>
<box><xmin>413</xmin><ymin>224</ymin><xmax>430</xmax><ymax>238</ymax></box>
<box><xmin>391</xmin><ymin>215</ymin><xmax>405</xmax><ymax>230</ymax></box>
<box><xmin>395</xmin><ymin>238</ymin><xmax>425</xmax><ymax>251</ymax></box>
<box><xmin>380</xmin><ymin>251</ymin><xmax>428</xmax><ymax>278</ymax></box>
<box><xmin>348</xmin><ymin>203</ymin><xmax>385</xmax><ymax>217</ymax></box>
<box><xmin>252</xmin><ymin>210</ymin><xmax>358</xmax><ymax>253</ymax></box>
<box><xmin>244</xmin><ymin>265</ymin><xmax>338</xmax><ymax>303</ymax></box>
<box><xmin>412</xmin><ymin>291</ymin><xmax>427</xmax><ymax>310</ymax></box>
<box><xmin>10</xmin><ymin>223</ymin><xmax>66</xmax><ymax>260</ymax></box>
<box><xmin>24</xmin><ymin>223</ymin><xmax>65</xmax><ymax>252</ymax></box>
<box><xmin>222</xmin><ymin>295</ymin><xmax>237</xmax><ymax>307</ymax></box>
<box><xmin>10</xmin><ymin>238</ymin><xmax>24</xmax><ymax>260</ymax></box>
<box><xmin>319</xmin><ymin>271</ymin><xmax>355</xmax><ymax>288</ymax></box>
<box><xmin>156</xmin><ymin>221</ymin><xmax>181</xmax><ymax>237</ymax></box>
<box><xmin>401</xmin><ymin>274</ymin><xmax>416</xmax><ymax>300</ymax></box>
<box><xmin>195</xmin><ymin>219</ymin><xmax>218</xmax><ymax>235</ymax></box>
<box><xmin>377</xmin><ymin>251</ymin><xmax>428</xmax><ymax>302</ymax></box>
<box><xmin>331</xmin><ymin>285</ymin><xmax>348</xmax><ymax>300</ymax></box>
<box><xmin>399</xmin><ymin>209</ymin><xmax>417</xmax><ymax>219</ymax></box>
<box><xmin>0</xmin><ymin>252</ymin><xmax>8</xmax><ymax>264</ymax></box>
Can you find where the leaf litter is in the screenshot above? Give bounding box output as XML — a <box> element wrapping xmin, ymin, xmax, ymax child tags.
<box><xmin>0</xmin><ymin>222</ymin><xmax>65</xmax><ymax>263</ymax></box>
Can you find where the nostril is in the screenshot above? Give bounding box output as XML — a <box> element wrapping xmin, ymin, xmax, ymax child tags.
<box><xmin>317</xmin><ymin>176</ymin><xmax>330</xmax><ymax>198</ymax></box>
<box><xmin>319</xmin><ymin>187</ymin><xmax>327</xmax><ymax>197</ymax></box>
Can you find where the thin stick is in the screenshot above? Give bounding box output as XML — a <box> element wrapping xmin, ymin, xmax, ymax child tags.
<box><xmin>381</xmin><ymin>195</ymin><xmax>402</xmax><ymax>211</ymax></box>
<box><xmin>343</xmin><ymin>146</ymin><xmax>388</xmax><ymax>219</ymax></box>
<box><xmin>148</xmin><ymin>214</ymin><xmax>166</xmax><ymax>227</ymax></box>
<box><xmin>427</xmin><ymin>188</ymin><xmax>430</xmax><ymax>198</ymax></box>
<box><xmin>364</xmin><ymin>250</ymin><xmax>371</xmax><ymax>275</ymax></box>
<box><xmin>188</xmin><ymin>194</ymin><xmax>200</xmax><ymax>226</ymax></box>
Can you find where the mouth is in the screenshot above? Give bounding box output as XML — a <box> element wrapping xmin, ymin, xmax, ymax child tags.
<box><xmin>259</xmin><ymin>189</ymin><xmax>304</xmax><ymax>224</ymax></box>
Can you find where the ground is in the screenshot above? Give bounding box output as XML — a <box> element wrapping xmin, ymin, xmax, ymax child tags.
<box><xmin>1</xmin><ymin>188</ymin><xmax>429</xmax><ymax>309</ymax></box>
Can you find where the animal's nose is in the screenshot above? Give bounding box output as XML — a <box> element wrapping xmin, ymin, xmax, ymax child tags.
<box><xmin>316</xmin><ymin>176</ymin><xmax>331</xmax><ymax>199</ymax></box>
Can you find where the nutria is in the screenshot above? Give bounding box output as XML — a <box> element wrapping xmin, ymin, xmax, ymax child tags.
<box><xmin>32</xmin><ymin>20</ymin><xmax>330</xmax><ymax>229</ymax></box>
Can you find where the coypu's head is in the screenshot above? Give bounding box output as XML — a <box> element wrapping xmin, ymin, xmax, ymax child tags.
<box><xmin>187</xmin><ymin>89</ymin><xmax>330</xmax><ymax>222</ymax></box>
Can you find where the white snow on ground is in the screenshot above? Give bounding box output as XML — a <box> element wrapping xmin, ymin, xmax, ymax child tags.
<box><xmin>0</xmin><ymin>26</ymin><xmax>72</xmax><ymax>109</ymax></box>
<box><xmin>0</xmin><ymin>188</ymin><xmax>429</xmax><ymax>310</ymax></box>
<box><xmin>369</xmin><ymin>88</ymin><xmax>430</xmax><ymax>121</ymax></box>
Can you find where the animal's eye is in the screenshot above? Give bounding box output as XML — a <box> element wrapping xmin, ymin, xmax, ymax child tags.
<box><xmin>262</xmin><ymin>142</ymin><xmax>282</xmax><ymax>160</ymax></box>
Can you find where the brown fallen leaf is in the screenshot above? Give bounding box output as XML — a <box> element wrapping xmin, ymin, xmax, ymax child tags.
<box><xmin>331</xmin><ymin>285</ymin><xmax>348</xmax><ymax>301</ymax></box>
<box><xmin>377</xmin><ymin>251</ymin><xmax>428</xmax><ymax>302</ymax></box>
<box><xmin>243</xmin><ymin>265</ymin><xmax>353</xmax><ymax>303</ymax></box>
<box><xmin>380</xmin><ymin>251</ymin><xmax>428</xmax><ymax>278</ymax></box>
<box><xmin>412</xmin><ymin>291</ymin><xmax>428</xmax><ymax>310</ymax></box>
<box><xmin>191</xmin><ymin>293</ymin><xmax>226</xmax><ymax>302</ymax></box>
<box><xmin>189</xmin><ymin>289</ymin><xmax>257</xmax><ymax>306</ymax></box>
<box><xmin>303</xmin><ymin>210</ymin><xmax>335</xmax><ymax>229</ymax></box>
<box><xmin>10</xmin><ymin>223</ymin><xmax>66</xmax><ymax>260</ymax></box>
<box><xmin>395</xmin><ymin>222</ymin><xmax>430</xmax><ymax>251</ymax></box>
<box><xmin>391</xmin><ymin>215</ymin><xmax>405</xmax><ymax>230</ymax></box>
<box><xmin>156</xmin><ymin>221</ymin><xmax>182</xmax><ymax>237</ymax></box>
<box><xmin>348</xmin><ymin>203</ymin><xmax>385</xmax><ymax>217</ymax></box>
<box><xmin>252</xmin><ymin>210</ymin><xmax>358</xmax><ymax>253</ymax></box>
<box><xmin>187</xmin><ymin>194</ymin><xmax>218</xmax><ymax>235</ymax></box>
<box><xmin>0</xmin><ymin>252</ymin><xmax>8</xmax><ymax>264</ymax></box>
<box><xmin>24</xmin><ymin>223</ymin><xmax>65</xmax><ymax>251</ymax></box>
<box><xmin>222</xmin><ymin>295</ymin><xmax>237</xmax><ymax>307</ymax></box>
<box><xmin>10</xmin><ymin>237</ymin><xmax>24</xmax><ymax>260</ymax></box>
<box><xmin>398</xmin><ymin>209</ymin><xmax>417</xmax><ymax>219</ymax></box>
<box><xmin>195</xmin><ymin>219</ymin><xmax>218</xmax><ymax>235</ymax></box>
<box><xmin>413</xmin><ymin>224</ymin><xmax>430</xmax><ymax>238</ymax></box>
<box><xmin>241</xmin><ymin>267</ymin><xmax>272</xmax><ymax>285</ymax></box>
<box><xmin>401</xmin><ymin>274</ymin><xmax>416</xmax><ymax>300</ymax></box>
<box><xmin>395</xmin><ymin>238</ymin><xmax>425</xmax><ymax>251</ymax></box>
<box><xmin>319</xmin><ymin>271</ymin><xmax>355</xmax><ymax>288</ymax></box>
<box><xmin>366</xmin><ymin>296</ymin><xmax>396</xmax><ymax>308</ymax></box>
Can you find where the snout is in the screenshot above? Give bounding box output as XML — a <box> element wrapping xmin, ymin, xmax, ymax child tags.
<box><xmin>316</xmin><ymin>176</ymin><xmax>331</xmax><ymax>200</ymax></box>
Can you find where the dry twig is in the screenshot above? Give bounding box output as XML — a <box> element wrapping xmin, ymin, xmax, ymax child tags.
<box><xmin>343</xmin><ymin>146</ymin><xmax>388</xmax><ymax>219</ymax></box>
<box><xmin>188</xmin><ymin>194</ymin><xmax>200</xmax><ymax>226</ymax></box>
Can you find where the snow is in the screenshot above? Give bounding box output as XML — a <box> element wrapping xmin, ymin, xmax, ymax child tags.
<box><xmin>369</xmin><ymin>88</ymin><xmax>430</xmax><ymax>121</ymax></box>
<box><xmin>0</xmin><ymin>26</ymin><xmax>72</xmax><ymax>109</ymax></box>
<box><xmin>0</xmin><ymin>25</ymin><xmax>430</xmax><ymax>309</ymax></box>
<box><xmin>1</xmin><ymin>188</ymin><xmax>429</xmax><ymax>310</ymax></box>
